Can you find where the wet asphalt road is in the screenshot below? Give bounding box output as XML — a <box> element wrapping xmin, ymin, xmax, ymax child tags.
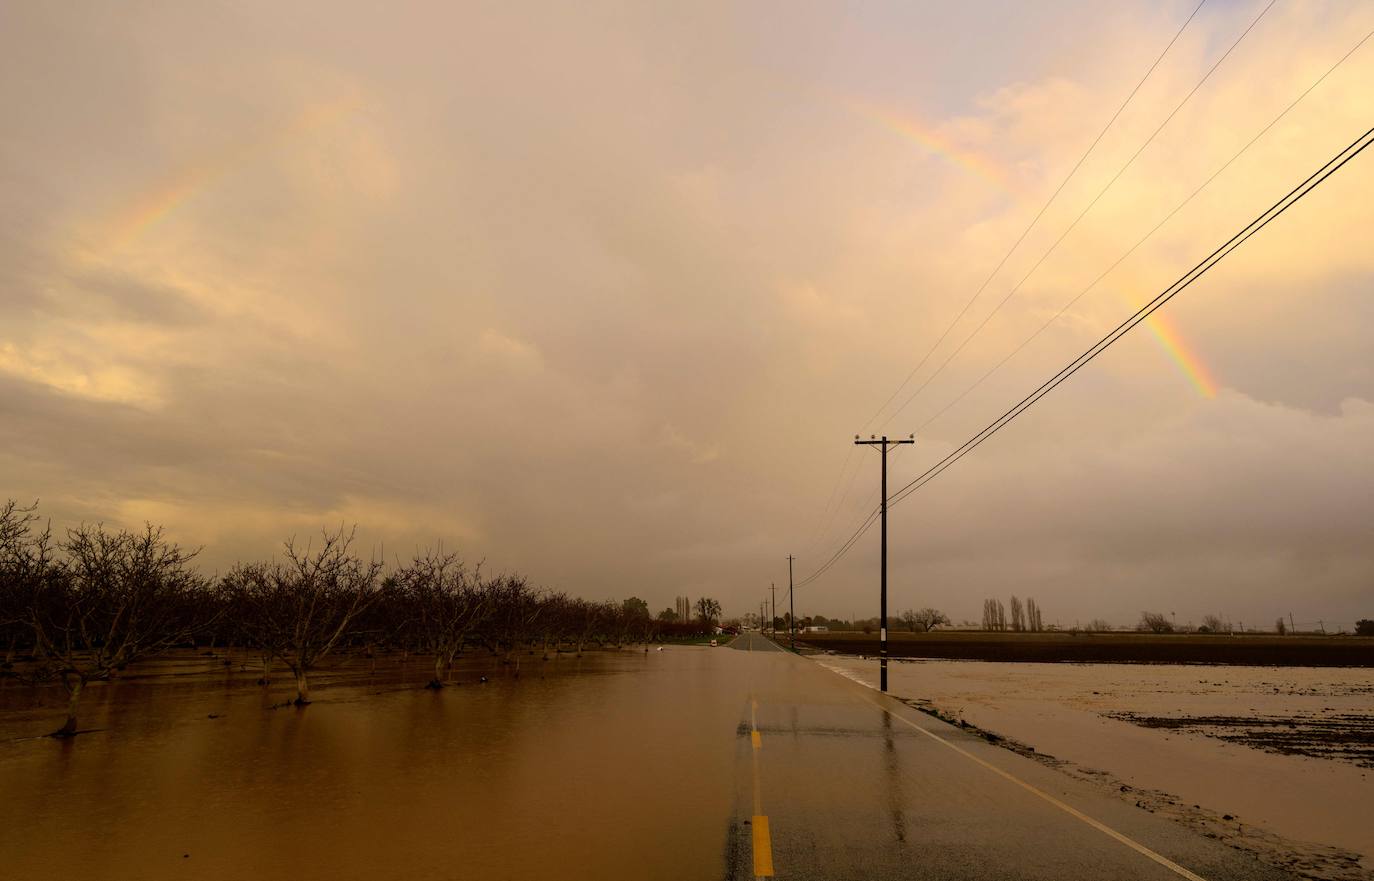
<box><xmin>723</xmin><ymin>631</ymin><xmax>1293</xmax><ymax>881</ymax></box>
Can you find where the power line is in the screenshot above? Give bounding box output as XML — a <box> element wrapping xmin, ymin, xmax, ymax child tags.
<box><xmin>800</xmin><ymin>2</ymin><xmax>1211</xmax><ymax>561</ymax></box>
<box><xmin>795</xmin><ymin>1</ymin><xmax>1305</xmax><ymax>587</ymax></box>
<box><xmin>860</xmin><ymin>0</ymin><xmax>1209</xmax><ymax>436</ymax></box>
<box><xmin>799</xmin><ymin>443</ymin><xmax>861</xmax><ymax>558</ymax></box>
<box><xmin>881</xmin><ymin>0</ymin><xmax>1277</xmax><ymax>429</ymax></box>
<box><xmin>887</xmin><ymin>125</ymin><xmax>1374</xmax><ymax>509</ymax></box>
<box><xmin>915</xmin><ymin>25</ymin><xmax>1374</xmax><ymax>434</ymax></box>
<box><xmin>797</xmin><ymin>123</ymin><xmax>1374</xmax><ymax>589</ymax></box>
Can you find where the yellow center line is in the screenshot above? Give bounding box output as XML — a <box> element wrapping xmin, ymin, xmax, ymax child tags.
<box><xmin>752</xmin><ymin>815</ymin><xmax>774</xmax><ymax>877</ymax></box>
<box><xmin>749</xmin><ymin>694</ymin><xmax>773</xmax><ymax>877</ymax></box>
<box><xmin>864</xmin><ymin>696</ymin><xmax>1208</xmax><ymax>881</ymax></box>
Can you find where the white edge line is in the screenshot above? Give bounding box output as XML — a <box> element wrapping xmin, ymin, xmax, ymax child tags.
<box><xmin>861</xmin><ymin>696</ymin><xmax>1209</xmax><ymax>881</ymax></box>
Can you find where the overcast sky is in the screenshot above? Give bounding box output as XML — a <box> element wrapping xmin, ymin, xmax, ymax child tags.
<box><xmin>3</xmin><ymin>1</ymin><xmax>1372</xmax><ymax>629</ymax></box>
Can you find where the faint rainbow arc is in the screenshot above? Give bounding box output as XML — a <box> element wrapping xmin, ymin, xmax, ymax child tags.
<box><xmin>847</xmin><ymin>99</ymin><xmax>1014</xmax><ymax>195</ymax></box>
<box><xmin>103</xmin><ymin>98</ymin><xmax>362</xmax><ymax>250</ymax></box>
<box><xmin>1137</xmin><ymin>303</ymin><xmax>1218</xmax><ymax>399</ymax></box>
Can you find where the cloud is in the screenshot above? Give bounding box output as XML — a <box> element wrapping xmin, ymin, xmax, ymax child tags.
<box><xmin>1</xmin><ymin>1</ymin><xmax>1371</xmax><ymax>628</ymax></box>
<box><xmin>477</xmin><ymin>328</ymin><xmax>544</xmax><ymax>373</ymax></box>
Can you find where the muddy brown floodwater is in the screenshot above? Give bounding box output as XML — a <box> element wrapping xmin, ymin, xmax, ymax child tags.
<box><xmin>817</xmin><ymin>656</ymin><xmax>1374</xmax><ymax>881</ymax></box>
<box><xmin>0</xmin><ymin>647</ymin><xmax>751</xmax><ymax>881</ymax></box>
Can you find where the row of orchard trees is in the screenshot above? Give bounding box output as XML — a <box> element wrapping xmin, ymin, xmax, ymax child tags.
<box><xmin>0</xmin><ymin>501</ymin><xmax>702</xmax><ymax>737</ymax></box>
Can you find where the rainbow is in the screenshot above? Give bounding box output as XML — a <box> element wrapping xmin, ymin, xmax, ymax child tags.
<box><xmin>102</xmin><ymin>98</ymin><xmax>361</xmax><ymax>250</ymax></box>
<box><xmin>1140</xmin><ymin>307</ymin><xmax>1218</xmax><ymax>398</ymax></box>
<box><xmin>848</xmin><ymin>99</ymin><xmax>1014</xmax><ymax>195</ymax></box>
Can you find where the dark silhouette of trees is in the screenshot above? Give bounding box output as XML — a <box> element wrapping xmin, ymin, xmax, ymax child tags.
<box><xmin>25</xmin><ymin>521</ymin><xmax>213</xmax><ymax>735</ymax></box>
<box><xmin>982</xmin><ymin>598</ymin><xmax>1006</xmax><ymax>631</ymax></box>
<box><xmin>394</xmin><ymin>550</ymin><xmax>487</xmax><ymax>688</ymax></box>
<box><xmin>1139</xmin><ymin>611</ymin><xmax>1174</xmax><ymax>633</ymax></box>
<box><xmin>233</xmin><ymin>528</ymin><xmax>382</xmax><ymax>704</ymax></box>
<box><xmin>1355</xmin><ymin>619</ymin><xmax>1373</xmax><ymax>636</ymax></box>
<box><xmin>484</xmin><ymin>575</ymin><xmax>541</xmax><ymax>668</ymax></box>
<box><xmin>900</xmin><ymin>608</ymin><xmax>949</xmax><ymax>632</ymax></box>
<box><xmin>695</xmin><ymin>597</ymin><xmax>721</xmax><ymax>625</ymax></box>
<box><xmin>1201</xmin><ymin>614</ymin><xmax>1227</xmax><ymax>634</ymax></box>
<box><xmin>4</xmin><ymin>499</ymin><xmax>731</xmax><ymax>733</ymax></box>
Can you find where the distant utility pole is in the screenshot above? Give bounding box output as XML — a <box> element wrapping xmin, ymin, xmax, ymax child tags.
<box><xmin>855</xmin><ymin>433</ymin><xmax>914</xmax><ymax>693</ymax></box>
<box><xmin>787</xmin><ymin>555</ymin><xmax>795</xmax><ymax>651</ymax></box>
<box><xmin>771</xmin><ymin>582</ymin><xmax>777</xmax><ymax>635</ymax></box>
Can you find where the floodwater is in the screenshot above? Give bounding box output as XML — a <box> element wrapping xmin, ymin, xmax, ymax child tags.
<box><xmin>818</xmin><ymin>656</ymin><xmax>1374</xmax><ymax>874</ymax></box>
<box><xmin>0</xmin><ymin>648</ymin><xmax>750</xmax><ymax>880</ymax></box>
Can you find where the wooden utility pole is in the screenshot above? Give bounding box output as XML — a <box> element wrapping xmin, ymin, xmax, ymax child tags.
<box><xmin>770</xmin><ymin>582</ymin><xmax>777</xmax><ymax>636</ymax></box>
<box><xmin>787</xmin><ymin>556</ymin><xmax>795</xmax><ymax>650</ymax></box>
<box><xmin>855</xmin><ymin>433</ymin><xmax>914</xmax><ymax>693</ymax></box>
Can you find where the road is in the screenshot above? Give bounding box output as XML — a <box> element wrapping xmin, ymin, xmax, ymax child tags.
<box><xmin>723</xmin><ymin>631</ymin><xmax>1291</xmax><ymax>880</ymax></box>
<box><xmin>0</xmin><ymin>635</ymin><xmax>1300</xmax><ymax>880</ymax></box>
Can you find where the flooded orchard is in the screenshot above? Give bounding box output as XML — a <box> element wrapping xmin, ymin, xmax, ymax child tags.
<box><xmin>0</xmin><ymin>647</ymin><xmax>748</xmax><ymax>881</ymax></box>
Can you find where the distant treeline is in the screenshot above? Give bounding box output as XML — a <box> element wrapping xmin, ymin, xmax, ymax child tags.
<box><xmin>797</xmin><ymin>631</ymin><xmax>1374</xmax><ymax>666</ymax></box>
<box><xmin>0</xmin><ymin>500</ymin><xmax>714</xmax><ymax>736</ymax></box>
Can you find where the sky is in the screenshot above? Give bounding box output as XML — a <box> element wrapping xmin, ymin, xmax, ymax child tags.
<box><xmin>2</xmin><ymin>1</ymin><xmax>1372</xmax><ymax>630</ymax></box>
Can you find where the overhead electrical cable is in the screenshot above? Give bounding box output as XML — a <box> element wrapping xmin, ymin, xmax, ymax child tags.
<box><xmin>916</xmin><ymin>26</ymin><xmax>1374</xmax><ymax>434</ymax></box>
<box><xmin>796</xmin><ymin>122</ymin><xmax>1374</xmax><ymax>589</ymax></box>
<box><xmin>802</xmin><ymin>1</ymin><xmax>1210</xmax><ymax>563</ymax></box>
<box><xmin>881</xmin><ymin>0</ymin><xmax>1278</xmax><ymax>429</ymax></box>
<box><xmin>861</xmin><ymin>0</ymin><xmax>1208</xmax><ymax>435</ymax></box>
<box><xmin>887</xmin><ymin>125</ymin><xmax>1374</xmax><ymax>509</ymax></box>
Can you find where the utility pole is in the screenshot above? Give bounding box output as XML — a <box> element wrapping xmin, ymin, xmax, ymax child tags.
<box><xmin>855</xmin><ymin>433</ymin><xmax>914</xmax><ymax>693</ymax></box>
<box><xmin>771</xmin><ymin>582</ymin><xmax>777</xmax><ymax>636</ymax></box>
<box><xmin>787</xmin><ymin>555</ymin><xmax>795</xmax><ymax>651</ymax></box>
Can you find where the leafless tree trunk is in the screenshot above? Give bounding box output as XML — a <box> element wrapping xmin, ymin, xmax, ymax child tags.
<box><xmin>233</xmin><ymin>527</ymin><xmax>382</xmax><ymax>706</ymax></box>
<box><xmin>394</xmin><ymin>550</ymin><xmax>487</xmax><ymax>689</ymax></box>
<box><xmin>23</xmin><ymin>520</ymin><xmax>213</xmax><ymax>736</ymax></box>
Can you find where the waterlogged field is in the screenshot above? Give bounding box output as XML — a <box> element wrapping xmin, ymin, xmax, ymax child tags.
<box><xmin>0</xmin><ymin>646</ymin><xmax>748</xmax><ymax>881</ymax></box>
<box><xmin>816</xmin><ymin>656</ymin><xmax>1374</xmax><ymax>880</ymax></box>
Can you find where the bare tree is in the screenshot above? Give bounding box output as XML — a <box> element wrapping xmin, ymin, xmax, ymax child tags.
<box><xmin>1201</xmin><ymin>614</ymin><xmax>1226</xmax><ymax>634</ymax></box>
<box><xmin>394</xmin><ymin>550</ymin><xmax>488</xmax><ymax>688</ymax></box>
<box><xmin>533</xmin><ymin>592</ymin><xmax>573</xmax><ymax>660</ymax></box>
<box><xmin>1</xmin><ymin>501</ymin><xmax>46</xmax><ymax>669</ymax></box>
<box><xmin>29</xmin><ymin>523</ymin><xmax>212</xmax><ymax>736</ymax></box>
<box><xmin>900</xmin><ymin>609</ymin><xmax>920</xmax><ymax>633</ymax></box>
<box><xmin>695</xmin><ymin>597</ymin><xmax>722</xmax><ymax>626</ymax></box>
<box><xmin>1138</xmin><ymin>611</ymin><xmax>1174</xmax><ymax>633</ymax></box>
<box><xmin>982</xmin><ymin>598</ymin><xmax>1007</xmax><ymax>631</ymax></box>
<box><xmin>913</xmin><ymin>608</ymin><xmax>950</xmax><ymax>632</ymax></box>
<box><xmin>236</xmin><ymin>528</ymin><xmax>382</xmax><ymax>705</ymax></box>
<box><xmin>1026</xmin><ymin>597</ymin><xmax>1044</xmax><ymax>632</ymax></box>
<box><xmin>569</xmin><ymin>598</ymin><xmax>610</xmax><ymax>657</ymax></box>
<box><xmin>484</xmin><ymin>575</ymin><xmax>542</xmax><ymax>668</ymax></box>
<box><xmin>1087</xmin><ymin>618</ymin><xmax>1113</xmax><ymax>632</ymax></box>
<box><xmin>1009</xmin><ymin>596</ymin><xmax>1025</xmax><ymax>632</ymax></box>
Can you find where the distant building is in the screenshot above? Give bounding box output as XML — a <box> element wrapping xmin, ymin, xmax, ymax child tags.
<box><xmin>803</xmin><ymin>625</ymin><xmax>828</xmax><ymax>633</ymax></box>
